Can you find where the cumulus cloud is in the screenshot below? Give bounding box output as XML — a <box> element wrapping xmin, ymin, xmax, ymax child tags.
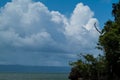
<box><xmin>0</xmin><ymin>0</ymin><xmax>101</xmax><ymax>66</ymax></box>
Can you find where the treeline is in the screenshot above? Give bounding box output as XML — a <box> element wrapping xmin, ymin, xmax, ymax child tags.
<box><xmin>69</xmin><ymin>54</ymin><xmax>107</xmax><ymax>80</ymax></box>
<box><xmin>69</xmin><ymin>1</ymin><xmax>120</xmax><ymax>80</ymax></box>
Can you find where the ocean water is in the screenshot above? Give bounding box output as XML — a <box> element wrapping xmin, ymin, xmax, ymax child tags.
<box><xmin>0</xmin><ymin>73</ymin><xmax>69</xmax><ymax>80</ymax></box>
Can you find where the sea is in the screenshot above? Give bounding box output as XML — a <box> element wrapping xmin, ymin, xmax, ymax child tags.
<box><xmin>0</xmin><ymin>73</ymin><xmax>69</xmax><ymax>80</ymax></box>
<box><xmin>0</xmin><ymin>65</ymin><xmax>70</xmax><ymax>80</ymax></box>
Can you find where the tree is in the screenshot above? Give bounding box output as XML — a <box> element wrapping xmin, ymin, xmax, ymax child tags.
<box><xmin>98</xmin><ymin>1</ymin><xmax>120</xmax><ymax>79</ymax></box>
<box><xmin>69</xmin><ymin>54</ymin><xmax>107</xmax><ymax>80</ymax></box>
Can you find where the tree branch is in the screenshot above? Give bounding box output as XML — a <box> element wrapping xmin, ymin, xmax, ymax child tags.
<box><xmin>94</xmin><ymin>23</ymin><xmax>102</xmax><ymax>34</ymax></box>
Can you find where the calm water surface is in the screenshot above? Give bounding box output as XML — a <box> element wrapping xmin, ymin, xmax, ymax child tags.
<box><xmin>0</xmin><ymin>73</ymin><xmax>69</xmax><ymax>80</ymax></box>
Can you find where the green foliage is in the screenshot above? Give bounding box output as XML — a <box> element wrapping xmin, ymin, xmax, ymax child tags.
<box><xmin>98</xmin><ymin>1</ymin><xmax>120</xmax><ymax>79</ymax></box>
<box><xmin>112</xmin><ymin>1</ymin><xmax>120</xmax><ymax>24</ymax></box>
<box><xmin>69</xmin><ymin>54</ymin><xmax>107</xmax><ymax>80</ymax></box>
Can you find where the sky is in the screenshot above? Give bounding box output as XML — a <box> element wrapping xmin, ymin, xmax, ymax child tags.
<box><xmin>0</xmin><ymin>0</ymin><xmax>118</xmax><ymax>66</ymax></box>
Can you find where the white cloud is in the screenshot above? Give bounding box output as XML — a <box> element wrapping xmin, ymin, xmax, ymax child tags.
<box><xmin>0</xmin><ymin>0</ymin><xmax>101</xmax><ymax>66</ymax></box>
